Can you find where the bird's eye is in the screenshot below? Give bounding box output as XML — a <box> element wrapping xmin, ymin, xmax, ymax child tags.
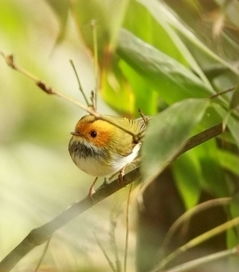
<box><xmin>89</xmin><ymin>130</ymin><xmax>97</xmax><ymax>138</ymax></box>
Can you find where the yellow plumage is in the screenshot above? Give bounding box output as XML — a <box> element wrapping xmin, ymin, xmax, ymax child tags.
<box><xmin>68</xmin><ymin>115</ymin><xmax>145</xmax><ymax>177</ymax></box>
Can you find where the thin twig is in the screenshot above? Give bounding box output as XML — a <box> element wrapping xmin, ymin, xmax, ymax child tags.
<box><xmin>164</xmin><ymin>246</ymin><xmax>239</xmax><ymax>272</ymax></box>
<box><xmin>69</xmin><ymin>59</ymin><xmax>91</xmax><ymax>107</ymax></box>
<box><xmin>157</xmin><ymin>216</ymin><xmax>239</xmax><ymax>270</ymax></box>
<box><xmin>0</xmin><ymin>52</ymin><xmax>140</xmax><ymax>141</ymax></box>
<box><xmin>0</xmin><ymin>123</ymin><xmax>224</xmax><ymax>272</ymax></box>
<box><xmin>91</xmin><ymin>19</ymin><xmax>98</xmax><ymax>111</ymax></box>
<box><xmin>210</xmin><ymin>87</ymin><xmax>235</xmax><ymax>99</ymax></box>
<box><xmin>90</xmin><ymin>90</ymin><xmax>96</xmax><ymax>111</ymax></box>
<box><xmin>33</xmin><ymin>238</ymin><xmax>51</xmax><ymax>272</ymax></box>
<box><xmin>161</xmin><ymin>197</ymin><xmax>232</xmax><ymax>250</ymax></box>
<box><xmin>94</xmin><ymin>233</ymin><xmax>117</xmax><ymax>272</ymax></box>
<box><xmin>0</xmin><ymin>52</ymin><xmax>96</xmax><ymax>114</ymax></box>
<box><xmin>124</xmin><ymin>183</ymin><xmax>133</xmax><ymax>272</ymax></box>
<box><xmin>138</xmin><ymin>109</ymin><xmax>149</xmax><ymax>126</ymax></box>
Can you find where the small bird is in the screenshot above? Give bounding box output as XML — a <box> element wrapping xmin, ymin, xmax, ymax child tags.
<box><xmin>68</xmin><ymin>114</ymin><xmax>146</xmax><ymax>194</ymax></box>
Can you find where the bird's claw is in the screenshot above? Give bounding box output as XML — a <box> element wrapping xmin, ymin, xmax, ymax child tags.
<box><xmin>88</xmin><ymin>177</ymin><xmax>98</xmax><ymax>200</ymax></box>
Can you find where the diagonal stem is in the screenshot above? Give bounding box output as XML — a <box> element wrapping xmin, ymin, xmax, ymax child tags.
<box><xmin>163</xmin><ymin>246</ymin><xmax>239</xmax><ymax>272</ymax></box>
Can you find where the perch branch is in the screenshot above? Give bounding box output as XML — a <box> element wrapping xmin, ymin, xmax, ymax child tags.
<box><xmin>0</xmin><ymin>123</ymin><xmax>224</xmax><ymax>272</ymax></box>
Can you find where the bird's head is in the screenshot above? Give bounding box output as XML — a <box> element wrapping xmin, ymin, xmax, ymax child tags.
<box><xmin>71</xmin><ymin>115</ymin><xmax>116</xmax><ymax>148</ymax></box>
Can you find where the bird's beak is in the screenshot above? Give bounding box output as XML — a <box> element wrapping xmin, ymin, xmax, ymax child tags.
<box><xmin>71</xmin><ymin>131</ymin><xmax>81</xmax><ymax>136</ymax></box>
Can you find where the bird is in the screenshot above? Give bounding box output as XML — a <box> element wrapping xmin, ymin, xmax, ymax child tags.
<box><xmin>68</xmin><ymin>114</ymin><xmax>146</xmax><ymax>196</ymax></box>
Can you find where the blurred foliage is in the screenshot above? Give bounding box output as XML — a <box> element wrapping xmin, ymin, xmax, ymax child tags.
<box><xmin>0</xmin><ymin>0</ymin><xmax>239</xmax><ymax>271</ymax></box>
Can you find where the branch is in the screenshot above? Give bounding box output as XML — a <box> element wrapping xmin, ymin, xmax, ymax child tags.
<box><xmin>0</xmin><ymin>52</ymin><xmax>140</xmax><ymax>142</ymax></box>
<box><xmin>0</xmin><ymin>123</ymin><xmax>224</xmax><ymax>272</ymax></box>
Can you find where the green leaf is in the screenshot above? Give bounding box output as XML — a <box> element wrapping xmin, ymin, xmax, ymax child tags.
<box><xmin>119</xmin><ymin>60</ymin><xmax>159</xmax><ymax>115</ymax></box>
<box><xmin>195</xmin><ymin>140</ymin><xmax>229</xmax><ymax>197</ymax></box>
<box><xmin>172</xmin><ymin>152</ymin><xmax>202</xmax><ymax>209</ymax></box>
<box><xmin>141</xmin><ymin>98</ymin><xmax>209</xmax><ymax>184</ymax></box>
<box><xmin>101</xmin><ymin>69</ymin><xmax>135</xmax><ymax>115</ymax></box>
<box><xmin>124</xmin><ymin>0</ymin><xmax>212</xmax><ymax>90</ymax></box>
<box><xmin>123</xmin><ymin>0</ymin><xmax>189</xmax><ymax>66</ymax></box>
<box><xmin>218</xmin><ymin>150</ymin><xmax>239</xmax><ymax>176</ymax></box>
<box><xmin>117</xmin><ymin>30</ymin><xmax>210</xmax><ymax>103</ymax></box>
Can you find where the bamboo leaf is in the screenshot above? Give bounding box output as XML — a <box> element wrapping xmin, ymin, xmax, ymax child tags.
<box><xmin>118</xmin><ymin>30</ymin><xmax>210</xmax><ymax>103</ymax></box>
<box><xmin>141</xmin><ymin>98</ymin><xmax>209</xmax><ymax>184</ymax></box>
<box><xmin>172</xmin><ymin>153</ymin><xmax>202</xmax><ymax>209</ymax></box>
<box><xmin>138</xmin><ymin>0</ymin><xmax>239</xmax><ymax>76</ymax></box>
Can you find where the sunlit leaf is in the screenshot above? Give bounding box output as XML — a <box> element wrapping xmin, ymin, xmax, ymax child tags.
<box><xmin>101</xmin><ymin>68</ymin><xmax>135</xmax><ymax>115</ymax></box>
<box><xmin>141</xmin><ymin>98</ymin><xmax>209</xmax><ymax>184</ymax></box>
<box><xmin>124</xmin><ymin>0</ymin><xmax>212</xmax><ymax>90</ymax></box>
<box><xmin>123</xmin><ymin>0</ymin><xmax>189</xmax><ymax>66</ymax></box>
<box><xmin>119</xmin><ymin>60</ymin><xmax>159</xmax><ymax>115</ymax></box>
<box><xmin>118</xmin><ymin>30</ymin><xmax>210</xmax><ymax>103</ymax></box>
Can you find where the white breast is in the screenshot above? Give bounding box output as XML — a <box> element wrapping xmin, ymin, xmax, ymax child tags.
<box><xmin>72</xmin><ymin>143</ymin><xmax>141</xmax><ymax>177</ymax></box>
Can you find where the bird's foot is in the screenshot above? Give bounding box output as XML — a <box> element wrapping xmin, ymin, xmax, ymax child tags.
<box><xmin>88</xmin><ymin>177</ymin><xmax>98</xmax><ymax>200</ymax></box>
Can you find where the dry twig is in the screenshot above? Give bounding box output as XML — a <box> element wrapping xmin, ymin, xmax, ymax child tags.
<box><xmin>0</xmin><ymin>52</ymin><xmax>140</xmax><ymax>142</ymax></box>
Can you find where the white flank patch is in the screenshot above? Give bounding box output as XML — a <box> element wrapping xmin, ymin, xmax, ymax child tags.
<box><xmin>111</xmin><ymin>143</ymin><xmax>141</xmax><ymax>170</ymax></box>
